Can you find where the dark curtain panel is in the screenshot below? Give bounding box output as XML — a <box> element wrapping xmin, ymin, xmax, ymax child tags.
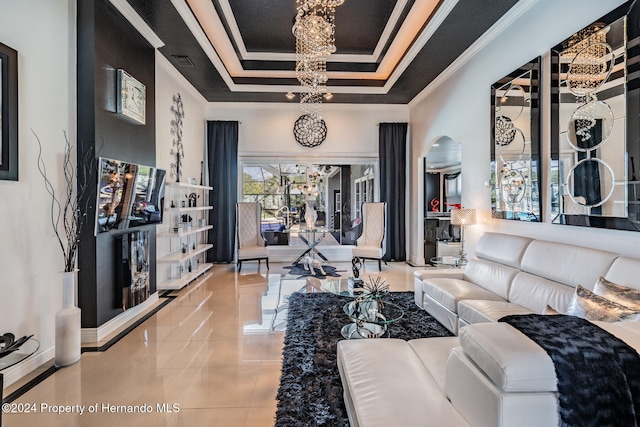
<box><xmin>207</xmin><ymin>121</ymin><xmax>238</xmax><ymax>262</ymax></box>
<box><xmin>379</xmin><ymin>122</ymin><xmax>408</xmax><ymax>261</ymax></box>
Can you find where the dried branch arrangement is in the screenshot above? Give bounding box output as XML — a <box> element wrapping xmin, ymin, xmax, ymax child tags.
<box><xmin>35</xmin><ymin>130</ymin><xmax>95</xmax><ymax>272</ymax></box>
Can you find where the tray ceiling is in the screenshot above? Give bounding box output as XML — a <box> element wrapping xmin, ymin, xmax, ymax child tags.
<box><xmin>124</xmin><ymin>0</ymin><xmax>520</xmax><ymax>103</ymax></box>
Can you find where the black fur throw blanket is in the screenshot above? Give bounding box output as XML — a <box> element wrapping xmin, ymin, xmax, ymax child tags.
<box><xmin>500</xmin><ymin>314</ymin><xmax>640</xmax><ymax>427</ymax></box>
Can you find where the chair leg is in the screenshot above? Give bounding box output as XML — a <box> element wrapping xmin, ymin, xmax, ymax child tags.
<box><xmin>238</xmin><ymin>261</ymin><xmax>242</xmax><ymax>272</ymax></box>
<box><xmin>266</xmin><ymin>258</ymin><xmax>270</xmax><ymax>270</ymax></box>
<box><xmin>378</xmin><ymin>259</ymin><xmax>382</xmax><ymax>271</ymax></box>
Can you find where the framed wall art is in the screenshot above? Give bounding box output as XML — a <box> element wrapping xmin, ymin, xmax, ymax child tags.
<box><xmin>0</xmin><ymin>41</ymin><xmax>18</xmax><ymax>181</ymax></box>
<box><xmin>117</xmin><ymin>69</ymin><xmax>146</xmax><ymax>125</ymax></box>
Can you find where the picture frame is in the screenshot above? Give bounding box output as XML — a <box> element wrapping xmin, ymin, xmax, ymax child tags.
<box><xmin>117</xmin><ymin>69</ymin><xmax>146</xmax><ymax>125</ymax></box>
<box><xmin>0</xmin><ymin>41</ymin><xmax>18</xmax><ymax>181</ymax></box>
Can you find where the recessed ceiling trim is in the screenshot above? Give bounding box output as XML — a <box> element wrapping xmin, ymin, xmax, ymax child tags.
<box><xmin>382</xmin><ymin>0</ymin><xmax>459</xmax><ymax>91</ymax></box>
<box><xmin>109</xmin><ymin>0</ymin><xmax>165</xmax><ymax>48</ymax></box>
<box><xmin>371</xmin><ymin>0</ymin><xmax>409</xmax><ymax>61</ymax></box>
<box><xmin>179</xmin><ymin>0</ymin><xmax>452</xmax><ymax>88</ymax></box>
<box><xmin>171</xmin><ymin>0</ymin><xmax>236</xmax><ymax>89</ymax></box>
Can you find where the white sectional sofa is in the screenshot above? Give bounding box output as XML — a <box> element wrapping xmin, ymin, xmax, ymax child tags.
<box><xmin>337</xmin><ymin>232</ymin><xmax>640</xmax><ymax>427</ymax></box>
<box><xmin>414</xmin><ymin>232</ymin><xmax>640</xmax><ymax>334</ymax></box>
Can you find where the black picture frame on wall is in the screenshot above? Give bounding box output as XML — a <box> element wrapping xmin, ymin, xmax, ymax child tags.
<box><xmin>0</xmin><ymin>41</ymin><xmax>18</xmax><ymax>181</ymax></box>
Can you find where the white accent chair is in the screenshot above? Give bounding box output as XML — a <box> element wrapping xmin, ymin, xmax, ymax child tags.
<box><xmin>352</xmin><ymin>202</ymin><xmax>387</xmax><ymax>271</ymax></box>
<box><xmin>236</xmin><ymin>202</ymin><xmax>269</xmax><ymax>271</ymax></box>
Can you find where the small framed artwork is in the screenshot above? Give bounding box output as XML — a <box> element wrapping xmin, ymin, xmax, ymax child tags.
<box><xmin>0</xmin><ymin>41</ymin><xmax>18</xmax><ymax>181</ymax></box>
<box><xmin>117</xmin><ymin>69</ymin><xmax>146</xmax><ymax>125</ymax></box>
<box><xmin>190</xmin><ymin>177</ymin><xmax>198</xmax><ymax>185</ymax></box>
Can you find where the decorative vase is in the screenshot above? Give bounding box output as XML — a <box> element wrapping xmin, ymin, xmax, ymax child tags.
<box><xmin>55</xmin><ymin>270</ymin><xmax>81</xmax><ymax>367</ymax></box>
<box><xmin>304</xmin><ymin>200</ymin><xmax>317</xmax><ymax>228</ymax></box>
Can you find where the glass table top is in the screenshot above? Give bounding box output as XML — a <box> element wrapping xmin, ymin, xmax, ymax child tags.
<box><xmin>0</xmin><ymin>336</ymin><xmax>39</xmax><ymax>372</ymax></box>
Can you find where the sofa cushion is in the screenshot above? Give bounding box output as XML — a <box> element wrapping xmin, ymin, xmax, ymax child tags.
<box><xmin>459</xmin><ymin>323</ymin><xmax>557</xmax><ymax>392</ymax></box>
<box><xmin>604</xmin><ymin>257</ymin><xmax>640</xmax><ymax>290</ymax></box>
<box><xmin>520</xmin><ymin>240</ymin><xmax>617</xmax><ymax>290</ymax></box>
<box><xmin>422</xmin><ymin>277</ymin><xmax>505</xmax><ymax>312</ymax></box>
<box><xmin>337</xmin><ymin>339</ymin><xmax>470</xmax><ymax>427</ymax></box>
<box><xmin>463</xmin><ymin>258</ymin><xmax>521</xmax><ymax>299</ymax></box>
<box><xmin>475</xmin><ymin>232</ymin><xmax>532</xmax><ymax>268</ymax></box>
<box><xmin>408</xmin><ymin>337</ymin><xmax>460</xmax><ymax>391</ymax></box>
<box><xmin>508</xmin><ymin>272</ymin><xmax>576</xmax><ymax>313</ymax></box>
<box><xmin>594</xmin><ymin>320</ymin><xmax>640</xmax><ymax>352</ymax></box>
<box><xmin>458</xmin><ymin>300</ymin><xmax>534</xmax><ymax>325</ymax></box>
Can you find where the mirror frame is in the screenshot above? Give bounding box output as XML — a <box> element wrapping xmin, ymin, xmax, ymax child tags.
<box><xmin>490</xmin><ymin>57</ymin><xmax>542</xmax><ymax>222</ymax></box>
<box><xmin>550</xmin><ymin>2</ymin><xmax>639</xmax><ymax>232</ymax></box>
<box><xmin>0</xmin><ymin>41</ymin><xmax>18</xmax><ymax>181</ymax></box>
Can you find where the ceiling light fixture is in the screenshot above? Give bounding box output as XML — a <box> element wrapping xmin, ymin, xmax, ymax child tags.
<box><xmin>323</xmin><ymin>92</ymin><xmax>333</xmax><ymax>100</ymax></box>
<box><xmin>292</xmin><ymin>0</ymin><xmax>344</xmax><ymax>146</ymax></box>
<box><xmin>286</xmin><ymin>92</ymin><xmax>296</xmax><ymax>100</ymax></box>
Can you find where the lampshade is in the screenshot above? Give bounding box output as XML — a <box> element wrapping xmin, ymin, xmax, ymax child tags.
<box><xmin>451</xmin><ymin>208</ymin><xmax>476</xmax><ymax>226</ymax></box>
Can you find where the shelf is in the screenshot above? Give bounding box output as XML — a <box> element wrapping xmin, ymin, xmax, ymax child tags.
<box><xmin>158</xmin><ymin>225</ymin><xmax>213</xmax><ymax>237</ymax></box>
<box><xmin>166</xmin><ymin>181</ymin><xmax>213</xmax><ymax>191</ymax></box>
<box><xmin>165</xmin><ymin>206</ymin><xmax>213</xmax><ymax>213</ymax></box>
<box><xmin>157</xmin><ymin>263</ymin><xmax>213</xmax><ymax>290</ymax></box>
<box><xmin>158</xmin><ymin>244</ymin><xmax>213</xmax><ymax>263</ymax></box>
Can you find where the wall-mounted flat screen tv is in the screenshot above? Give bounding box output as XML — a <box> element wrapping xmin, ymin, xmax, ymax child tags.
<box><xmin>96</xmin><ymin>157</ymin><xmax>166</xmax><ymax>233</ymax></box>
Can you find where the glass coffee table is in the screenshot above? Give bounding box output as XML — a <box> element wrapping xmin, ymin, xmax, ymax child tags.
<box><xmin>341</xmin><ymin>298</ymin><xmax>404</xmax><ymax>339</ymax></box>
<box><xmin>272</xmin><ymin>275</ymin><xmax>366</xmax><ymax>331</ymax></box>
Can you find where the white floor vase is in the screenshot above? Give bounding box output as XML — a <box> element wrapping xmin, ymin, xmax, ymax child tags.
<box><xmin>55</xmin><ymin>270</ymin><xmax>81</xmax><ymax>367</ymax></box>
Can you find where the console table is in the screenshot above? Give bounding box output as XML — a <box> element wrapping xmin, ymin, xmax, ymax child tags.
<box><xmin>288</xmin><ymin>227</ymin><xmax>334</xmax><ymax>263</ymax></box>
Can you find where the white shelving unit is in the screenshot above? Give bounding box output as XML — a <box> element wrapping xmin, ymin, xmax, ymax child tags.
<box><xmin>157</xmin><ymin>182</ymin><xmax>214</xmax><ymax>291</ymax></box>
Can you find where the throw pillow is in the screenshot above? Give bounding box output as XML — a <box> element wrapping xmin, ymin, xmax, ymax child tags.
<box><xmin>593</xmin><ymin>277</ymin><xmax>640</xmax><ymax>311</ymax></box>
<box><xmin>565</xmin><ymin>285</ymin><xmax>640</xmax><ymax>322</ymax></box>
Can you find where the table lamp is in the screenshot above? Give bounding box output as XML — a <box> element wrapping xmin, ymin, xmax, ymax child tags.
<box><xmin>451</xmin><ymin>208</ymin><xmax>476</xmax><ymax>265</ymax></box>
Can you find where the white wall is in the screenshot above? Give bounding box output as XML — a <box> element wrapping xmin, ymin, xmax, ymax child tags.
<box><xmin>409</xmin><ymin>0</ymin><xmax>636</xmax><ymax>265</ymax></box>
<box><xmin>206</xmin><ymin>102</ymin><xmax>409</xmax><ymax>160</ymax></box>
<box><xmin>0</xmin><ymin>0</ymin><xmax>75</xmax><ymax>385</ymax></box>
<box><xmin>155</xmin><ymin>53</ymin><xmax>208</xmax><ymax>284</ymax></box>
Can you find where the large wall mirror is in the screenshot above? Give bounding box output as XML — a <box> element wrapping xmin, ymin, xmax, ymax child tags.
<box><xmin>240</xmin><ymin>160</ymin><xmax>377</xmax><ymax>245</ymax></box>
<box><xmin>550</xmin><ymin>2</ymin><xmax>639</xmax><ymax>231</ymax></box>
<box><xmin>491</xmin><ymin>57</ymin><xmax>541</xmax><ymax>221</ymax></box>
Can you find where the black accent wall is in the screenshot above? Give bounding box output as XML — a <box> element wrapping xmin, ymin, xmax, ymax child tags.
<box><xmin>77</xmin><ymin>0</ymin><xmax>156</xmax><ymax>328</ymax></box>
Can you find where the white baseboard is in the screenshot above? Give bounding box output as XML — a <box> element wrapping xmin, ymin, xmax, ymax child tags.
<box><xmin>1</xmin><ymin>345</ymin><xmax>54</xmax><ymax>388</ymax></box>
<box><xmin>81</xmin><ymin>293</ymin><xmax>160</xmax><ymax>344</ymax></box>
<box><xmin>408</xmin><ymin>255</ymin><xmax>427</xmax><ymax>267</ymax></box>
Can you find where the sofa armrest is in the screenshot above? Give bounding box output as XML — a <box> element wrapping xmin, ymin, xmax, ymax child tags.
<box><xmin>414</xmin><ymin>269</ymin><xmax>465</xmax><ymax>308</ymax></box>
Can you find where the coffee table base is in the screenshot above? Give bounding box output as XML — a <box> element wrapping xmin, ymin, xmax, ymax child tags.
<box><xmin>341</xmin><ymin>322</ymin><xmax>388</xmax><ymax>339</ymax></box>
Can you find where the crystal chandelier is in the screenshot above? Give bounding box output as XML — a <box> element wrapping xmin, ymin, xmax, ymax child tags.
<box><xmin>293</xmin><ymin>0</ymin><xmax>344</xmax><ymax>120</ymax></box>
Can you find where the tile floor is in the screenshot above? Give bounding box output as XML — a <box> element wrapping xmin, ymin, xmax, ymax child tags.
<box><xmin>2</xmin><ymin>261</ymin><xmax>426</xmax><ymax>427</ymax></box>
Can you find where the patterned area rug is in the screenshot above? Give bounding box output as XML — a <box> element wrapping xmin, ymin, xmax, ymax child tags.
<box><xmin>283</xmin><ymin>262</ymin><xmax>344</xmax><ymax>278</ymax></box>
<box><xmin>275</xmin><ymin>291</ymin><xmax>453</xmax><ymax>426</ymax></box>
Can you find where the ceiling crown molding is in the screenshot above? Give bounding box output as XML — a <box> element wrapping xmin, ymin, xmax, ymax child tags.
<box><xmin>409</xmin><ymin>0</ymin><xmax>538</xmax><ymax>108</ymax></box>
<box><xmin>109</xmin><ymin>0</ymin><xmax>164</xmax><ymax>48</ymax></box>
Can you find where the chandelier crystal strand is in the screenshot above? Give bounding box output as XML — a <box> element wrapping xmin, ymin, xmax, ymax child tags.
<box><xmin>294</xmin><ymin>0</ymin><xmax>344</xmax><ymax>133</ymax></box>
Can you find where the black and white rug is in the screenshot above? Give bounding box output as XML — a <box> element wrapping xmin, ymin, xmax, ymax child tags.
<box><xmin>283</xmin><ymin>262</ymin><xmax>344</xmax><ymax>279</ymax></box>
<box><xmin>275</xmin><ymin>291</ymin><xmax>453</xmax><ymax>426</ymax></box>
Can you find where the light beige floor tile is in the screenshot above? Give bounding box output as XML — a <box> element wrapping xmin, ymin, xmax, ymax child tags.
<box><xmin>164</xmin><ymin>407</ymin><xmax>248</xmax><ymax>427</ymax></box>
<box><xmin>3</xmin><ymin>262</ymin><xmax>416</xmax><ymax>425</ymax></box>
<box><xmin>245</xmin><ymin>404</ymin><xmax>277</xmax><ymax>427</ymax></box>
<box><xmin>250</xmin><ymin>361</ymin><xmax>282</xmax><ymax>407</ymax></box>
<box><xmin>180</xmin><ymin>366</ymin><xmax>261</xmax><ymax>408</ymax></box>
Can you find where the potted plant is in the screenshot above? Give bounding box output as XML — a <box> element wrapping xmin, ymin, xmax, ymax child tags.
<box><xmin>35</xmin><ymin>131</ymin><xmax>94</xmax><ymax>367</ymax></box>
